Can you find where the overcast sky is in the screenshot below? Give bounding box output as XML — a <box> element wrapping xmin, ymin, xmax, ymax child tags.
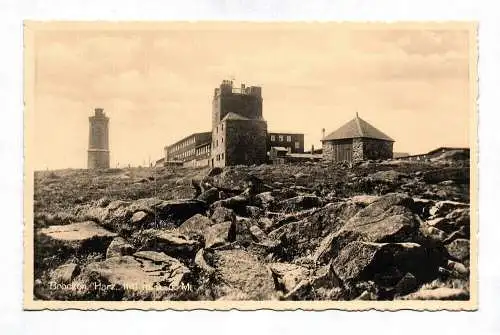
<box><xmin>28</xmin><ymin>22</ymin><xmax>474</xmax><ymax>170</ymax></box>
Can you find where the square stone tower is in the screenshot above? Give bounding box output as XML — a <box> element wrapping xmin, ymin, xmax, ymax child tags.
<box><xmin>210</xmin><ymin>80</ymin><xmax>268</xmax><ymax>167</ymax></box>
<box><xmin>87</xmin><ymin>108</ymin><xmax>110</xmax><ymax>169</ymax></box>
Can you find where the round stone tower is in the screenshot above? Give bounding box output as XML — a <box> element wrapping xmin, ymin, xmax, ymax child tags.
<box><xmin>87</xmin><ymin>108</ymin><xmax>110</xmax><ymax>169</ymax></box>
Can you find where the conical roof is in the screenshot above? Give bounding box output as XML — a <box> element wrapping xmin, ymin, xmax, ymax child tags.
<box><xmin>322</xmin><ymin>114</ymin><xmax>394</xmax><ymax>142</ymax></box>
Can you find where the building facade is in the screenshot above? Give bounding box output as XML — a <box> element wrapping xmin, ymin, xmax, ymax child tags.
<box><xmin>210</xmin><ymin>80</ymin><xmax>268</xmax><ymax>167</ymax></box>
<box><xmin>321</xmin><ymin>114</ymin><xmax>394</xmax><ymax>162</ymax></box>
<box><xmin>164</xmin><ymin>132</ymin><xmax>212</xmax><ymax>167</ymax></box>
<box><xmin>87</xmin><ymin>108</ymin><xmax>110</xmax><ymax>169</ymax></box>
<box><xmin>162</xmin><ymin>80</ymin><xmax>308</xmax><ymax>168</ymax></box>
<box><xmin>268</xmin><ymin>132</ymin><xmax>304</xmax><ymax>153</ymax></box>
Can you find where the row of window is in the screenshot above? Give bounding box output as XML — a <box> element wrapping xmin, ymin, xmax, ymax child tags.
<box><xmin>271</xmin><ymin>134</ymin><xmax>293</xmax><ymax>142</ymax></box>
<box><xmin>170</xmin><ymin>137</ymin><xmax>196</xmax><ymax>153</ymax></box>
<box><xmin>196</xmin><ymin>145</ymin><xmax>210</xmax><ymax>156</ymax></box>
<box><xmin>216</xmin><ymin>153</ymin><xmax>225</xmax><ymax>161</ymax></box>
<box><xmin>173</xmin><ymin>148</ymin><xmax>195</xmax><ymax>160</ymax></box>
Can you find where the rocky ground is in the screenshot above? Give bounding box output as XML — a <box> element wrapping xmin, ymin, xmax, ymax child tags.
<box><xmin>33</xmin><ymin>154</ymin><xmax>471</xmax><ymax>301</ymax></box>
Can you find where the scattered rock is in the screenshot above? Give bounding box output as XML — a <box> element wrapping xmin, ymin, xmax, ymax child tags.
<box><xmin>429</xmin><ymin>200</ymin><xmax>468</xmax><ymax>217</ymax></box>
<box><xmin>270</xmin><ymin>201</ymin><xmax>360</xmax><ymax>260</ymax></box>
<box><xmin>211</xmin><ymin>207</ymin><xmax>236</xmax><ymax>224</ymax></box>
<box><xmin>245</xmin><ymin>206</ymin><xmax>263</xmax><ymax>218</ymax></box>
<box><xmin>194</xmin><ymin>249</ymin><xmax>215</xmax><ymax>275</ymax></box>
<box><xmin>130</xmin><ymin>211</ymin><xmax>149</xmax><ymax>225</ymax></box>
<box><xmin>140</xmin><ymin>229</ymin><xmax>202</xmax><ymax>258</ymax></box>
<box><xmin>212</xmin><ymin>249</ymin><xmax>277</xmax><ymax>300</ymax></box>
<box><xmin>269</xmin><ymin>262</ymin><xmax>310</xmax><ymax>293</ymax></box>
<box><xmin>277</xmin><ymin>195</ymin><xmax>323</xmax><ymax>212</ymax></box>
<box><xmin>50</xmin><ymin>263</ymin><xmax>80</xmax><ymax>284</ymax></box>
<box><xmin>205</xmin><ymin>221</ymin><xmax>236</xmax><ymax>249</ymax></box>
<box><xmin>313</xmin><ymin>194</ymin><xmax>419</xmax><ymax>264</ymax></box>
<box><xmin>254</xmin><ymin>192</ymin><xmax>275</xmax><ymax>209</ymax></box>
<box><xmin>178</xmin><ymin>214</ymin><xmax>213</xmax><ymax>236</ymax></box>
<box><xmin>423</xmin><ymin>167</ymin><xmax>469</xmax><ymax>184</ymax></box>
<box><xmin>394</xmin><ymin>272</ymin><xmax>419</xmax><ymax>296</ymax></box>
<box><xmin>349</xmin><ymin>194</ymin><xmax>380</xmax><ymax>207</ymax></box>
<box><xmin>401</xmin><ymin>287</ymin><xmax>469</xmax><ymax>300</ymax></box>
<box><xmin>331</xmin><ymin>241</ymin><xmax>441</xmax><ymax>288</ymax></box>
<box><xmin>106</xmin><ymin>237</ymin><xmax>135</xmax><ymax>258</ymax></box>
<box><xmin>211</xmin><ymin>195</ymin><xmax>249</xmax><ymax>214</ymax></box>
<box><xmin>445</xmin><ymin>238</ymin><xmax>470</xmax><ymax>265</ymax></box>
<box><xmin>197</xmin><ymin>187</ymin><xmax>220</xmax><ymax>205</ymax></box>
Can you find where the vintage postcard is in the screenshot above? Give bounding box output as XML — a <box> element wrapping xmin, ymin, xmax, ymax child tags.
<box><xmin>23</xmin><ymin>21</ymin><xmax>478</xmax><ymax>310</ymax></box>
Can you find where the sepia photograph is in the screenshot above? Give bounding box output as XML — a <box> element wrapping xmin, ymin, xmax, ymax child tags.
<box><xmin>23</xmin><ymin>21</ymin><xmax>477</xmax><ymax>310</ymax></box>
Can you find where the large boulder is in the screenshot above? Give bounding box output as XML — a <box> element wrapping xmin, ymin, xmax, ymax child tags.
<box><xmin>204</xmin><ymin>221</ymin><xmax>236</xmax><ymax>249</ymax></box>
<box><xmin>269</xmin><ymin>201</ymin><xmax>360</xmax><ymax>261</ymax></box>
<box><xmin>268</xmin><ymin>262</ymin><xmax>310</xmax><ymax>294</ymax></box>
<box><xmin>177</xmin><ymin>214</ymin><xmax>213</xmax><ymax>236</ymax></box>
<box><xmin>78</xmin><ymin>251</ymin><xmax>191</xmax><ymax>299</ymax></box>
<box><xmin>331</xmin><ymin>241</ymin><xmax>443</xmax><ymax>294</ymax></box>
<box><xmin>211</xmin><ymin>249</ymin><xmax>277</xmax><ymax>300</ymax></box>
<box><xmin>313</xmin><ymin>193</ymin><xmax>419</xmax><ymax>264</ymax></box>
<box><xmin>139</xmin><ymin>229</ymin><xmax>202</xmax><ymax>259</ymax></box>
<box><xmin>37</xmin><ymin>221</ymin><xmax>117</xmax><ymax>254</ymax></box>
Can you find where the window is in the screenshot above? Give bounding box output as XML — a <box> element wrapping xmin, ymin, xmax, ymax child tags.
<box><xmin>271</xmin><ymin>135</ymin><xmax>275</xmax><ymax>141</ymax></box>
<box><xmin>221</xmin><ymin>153</ymin><xmax>224</xmax><ymax>160</ymax></box>
<box><xmin>287</xmin><ymin>135</ymin><xmax>291</xmax><ymax>142</ymax></box>
<box><xmin>295</xmin><ymin>141</ymin><xmax>300</xmax><ymax>149</ymax></box>
<box><xmin>221</xmin><ymin>124</ymin><xmax>224</xmax><ymax>131</ymax></box>
<box><xmin>221</xmin><ymin>137</ymin><xmax>224</xmax><ymax>143</ymax></box>
<box><xmin>279</xmin><ymin>135</ymin><xmax>283</xmax><ymax>142</ymax></box>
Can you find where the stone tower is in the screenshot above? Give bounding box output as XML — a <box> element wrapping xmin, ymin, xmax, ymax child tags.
<box><xmin>210</xmin><ymin>80</ymin><xmax>267</xmax><ymax>167</ymax></box>
<box><xmin>87</xmin><ymin>108</ymin><xmax>110</xmax><ymax>169</ymax></box>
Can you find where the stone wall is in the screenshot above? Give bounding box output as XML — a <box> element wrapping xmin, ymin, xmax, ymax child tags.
<box><xmin>353</xmin><ymin>138</ymin><xmax>364</xmax><ymax>162</ymax></box>
<box><xmin>223</xmin><ymin>119</ymin><xmax>268</xmax><ymax>167</ymax></box>
<box><xmin>362</xmin><ymin>138</ymin><xmax>394</xmax><ymax>160</ymax></box>
<box><xmin>322</xmin><ymin>139</ymin><xmax>354</xmax><ymax>162</ymax></box>
<box><xmin>322</xmin><ymin>141</ymin><xmax>334</xmax><ymax>161</ymax></box>
<box><xmin>88</xmin><ymin>150</ymin><xmax>110</xmax><ymax>169</ymax></box>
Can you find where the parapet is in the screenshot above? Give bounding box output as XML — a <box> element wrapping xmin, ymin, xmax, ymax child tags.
<box><xmin>214</xmin><ymin>80</ymin><xmax>262</xmax><ymax>98</ymax></box>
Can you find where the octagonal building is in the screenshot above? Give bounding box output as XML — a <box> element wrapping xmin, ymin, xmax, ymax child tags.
<box><xmin>321</xmin><ymin>113</ymin><xmax>394</xmax><ymax>162</ymax></box>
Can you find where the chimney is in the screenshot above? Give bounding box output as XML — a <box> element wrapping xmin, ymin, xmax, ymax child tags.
<box><xmin>95</xmin><ymin>108</ymin><xmax>104</xmax><ymax>116</ymax></box>
<box><xmin>311</xmin><ymin>145</ymin><xmax>314</xmax><ymax>153</ymax></box>
<box><xmin>322</xmin><ymin>128</ymin><xmax>325</xmax><ymax>139</ymax></box>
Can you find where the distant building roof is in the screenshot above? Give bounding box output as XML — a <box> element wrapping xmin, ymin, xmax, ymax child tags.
<box><xmin>322</xmin><ymin>114</ymin><xmax>394</xmax><ymax>142</ymax></box>
<box><xmin>427</xmin><ymin>147</ymin><xmax>469</xmax><ymax>155</ymax></box>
